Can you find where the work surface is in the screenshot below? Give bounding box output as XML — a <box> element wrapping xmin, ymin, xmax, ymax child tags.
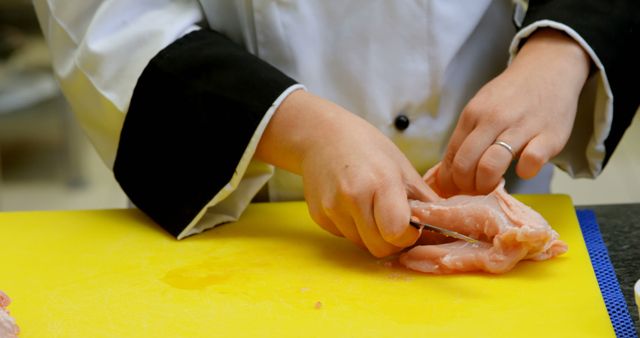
<box><xmin>581</xmin><ymin>203</ymin><xmax>640</xmax><ymax>333</ymax></box>
<box><xmin>0</xmin><ymin>195</ymin><xmax>620</xmax><ymax>337</ymax></box>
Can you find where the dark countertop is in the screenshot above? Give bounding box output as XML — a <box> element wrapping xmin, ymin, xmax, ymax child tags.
<box><xmin>579</xmin><ymin>203</ymin><xmax>640</xmax><ymax>334</ymax></box>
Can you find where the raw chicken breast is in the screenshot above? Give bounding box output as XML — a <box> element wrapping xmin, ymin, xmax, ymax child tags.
<box><xmin>0</xmin><ymin>291</ymin><xmax>19</xmax><ymax>338</ymax></box>
<box><xmin>399</xmin><ymin>165</ymin><xmax>568</xmax><ymax>274</ymax></box>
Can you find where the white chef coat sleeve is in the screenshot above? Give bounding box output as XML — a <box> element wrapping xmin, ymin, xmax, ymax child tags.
<box><xmin>509</xmin><ymin>0</ymin><xmax>640</xmax><ymax>179</ymax></box>
<box><xmin>33</xmin><ymin>0</ymin><xmax>303</xmax><ymax>239</ymax></box>
<box><xmin>32</xmin><ymin>0</ymin><xmax>202</xmax><ymax>166</ymax></box>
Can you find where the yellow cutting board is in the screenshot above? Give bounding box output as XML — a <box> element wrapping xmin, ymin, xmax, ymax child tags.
<box><xmin>0</xmin><ymin>195</ymin><xmax>613</xmax><ymax>337</ymax></box>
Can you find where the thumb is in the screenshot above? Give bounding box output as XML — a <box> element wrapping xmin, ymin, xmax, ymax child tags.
<box><xmin>373</xmin><ymin>182</ymin><xmax>421</xmax><ymax>248</ymax></box>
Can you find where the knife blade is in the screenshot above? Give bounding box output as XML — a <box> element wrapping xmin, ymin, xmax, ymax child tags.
<box><xmin>409</xmin><ymin>220</ymin><xmax>479</xmax><ymax>243</ymax></box>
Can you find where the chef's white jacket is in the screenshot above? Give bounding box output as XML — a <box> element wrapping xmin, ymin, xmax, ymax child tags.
<box><xmin>33</xmin><ymin>0</ymin><xmax>638</xmax><ymax>238</ymax></box>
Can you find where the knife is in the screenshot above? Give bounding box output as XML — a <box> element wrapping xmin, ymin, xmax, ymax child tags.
<box><xmin>409</xmin><ymin>220</ymin><xmax>479</xmax><ymax>243</ymax></box>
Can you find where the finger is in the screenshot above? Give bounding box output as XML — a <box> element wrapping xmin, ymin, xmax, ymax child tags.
<box><xmin>372</xmin><ymin>181</ymin><xmax>420</xmax><ymax>248</ymax></box>
<box><xmin>516</xmin><ymin>133</ymin><xmax>563</xmax><ymax>179</ymax></box>
<box><xmin>450</xmin><ymin>127</ymin><xmax>501</xmax><ymax>192</ymax></box>
<box><xmin>304</xmin><ymin>185</ymin><xmax>344</xmax><ymax>237</ymax></box>
<box><xmin>355</xmin><ymin>208</ymin><xmax>403</xmax><ymax>258</ymax></box>
<box><xmin>408</xmin><ymin>170</ymin><xmax>441</xmax><ymax>203</ymax></box>
<box><xmin>438</xmin><ymin>119</ymin><xmax>474</xmax><ymax>195</ymax></box>
<box><xmin>443</xmin><ymin>111</ymin><xmax>476</xmax><ymax>167</ymax></box>
<box><xmin>322</xmin><ymin>203</ymin><xmax>365</xmax><ymax>248</ymax></box>
<box><xmin>306</xmin><ymin>202</ymin><xmax>343</xmax><ymax>237</ymax></box>
<box><xmin>348</xmin><ymin>192</ymin><xmax>402</xmax><ymax>258</ymax></box>
<box><xmin>435</xmin><ymin>159</ymin><xmax>458</xmax><ymax>197</ymax></box>
<box><xmin>421</xmin><ymin>163</ymin><xmax>451</xmax><ymax>199</ymax></box>
<box><xmin>474</xmin><ymin>131</ymin><xmax>528</xmax><ymax>193</ymax></box>
<box><xmin>474</xmin><ymin>147</ymin><xmax>512</xmax><ymax>194</ymax></box>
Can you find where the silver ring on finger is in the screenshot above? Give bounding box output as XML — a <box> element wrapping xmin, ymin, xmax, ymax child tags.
<box><xmin>493</xmin><ymin>140</ymin><xmax>515</xmax><ymax>159</ymax></box>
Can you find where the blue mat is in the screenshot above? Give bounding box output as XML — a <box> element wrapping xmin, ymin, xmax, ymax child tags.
<box><xmin>577</xmin><ymin>209</ymin><xmax>637</xmax><ymax>338</ymax></box>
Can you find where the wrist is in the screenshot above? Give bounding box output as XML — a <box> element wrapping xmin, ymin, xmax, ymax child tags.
<box><xmin>255</xmin><ymin>89</ymin><xmax>352</xmax><ymax>174</ymax></box>
<box><xmin>511</xmin><ymin>28</ymin><xmax>591</xmax><ymax>92</ymax></box>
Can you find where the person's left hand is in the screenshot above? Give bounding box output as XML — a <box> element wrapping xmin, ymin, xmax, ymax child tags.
<box><xmin>436</xmin><ymin>28</ymin><xmax>591</xmax><ymax>195</ymax></box>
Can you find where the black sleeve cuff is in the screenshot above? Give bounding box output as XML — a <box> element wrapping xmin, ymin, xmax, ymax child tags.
<box><xmin>522</xmin><ymin>0</ymin><xmax>640</xmax><ymax>166</ymax></box>
<box><xmin>113</xmin><ymin>29</ymin><xmax>297</xmax><ymax>237</ymax></box>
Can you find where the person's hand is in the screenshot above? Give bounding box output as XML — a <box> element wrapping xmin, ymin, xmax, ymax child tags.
<box><xmin>255</xmin><ymin>90</ymin><xmax>434</xmax><ymax>257</ymax></box>
<box><xmin>437</xmin><ymin>28</ymin><xmax>591</xmax><ymax>195</ymax></box>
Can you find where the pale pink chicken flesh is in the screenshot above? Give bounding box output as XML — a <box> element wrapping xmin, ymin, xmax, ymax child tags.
<box><xmin>0</xmin><ymin>291</ymin><xmax>19</xmax><ymax>338</ymax></box>
<box><xmin>399</xmin><ymin>165</ymin><xmax>568</xmax><ymax>274</ymax></box>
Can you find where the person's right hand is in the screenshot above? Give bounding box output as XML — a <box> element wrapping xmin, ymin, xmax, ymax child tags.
<box><xmin>255</xmin><ymin>90</ymin><xmax>434</xmax><ymax>257</ymax></box>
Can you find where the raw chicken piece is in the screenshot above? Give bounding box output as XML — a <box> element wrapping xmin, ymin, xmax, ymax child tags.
<box><xmin>399</xmin><ymin>165</ymin><xmax>568</xmax><ymax>274</ymax></box>
<box><xmin>0</xmin><ymin>291</ymin><xmax>19</xmax><ymax>338</ymax></box>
